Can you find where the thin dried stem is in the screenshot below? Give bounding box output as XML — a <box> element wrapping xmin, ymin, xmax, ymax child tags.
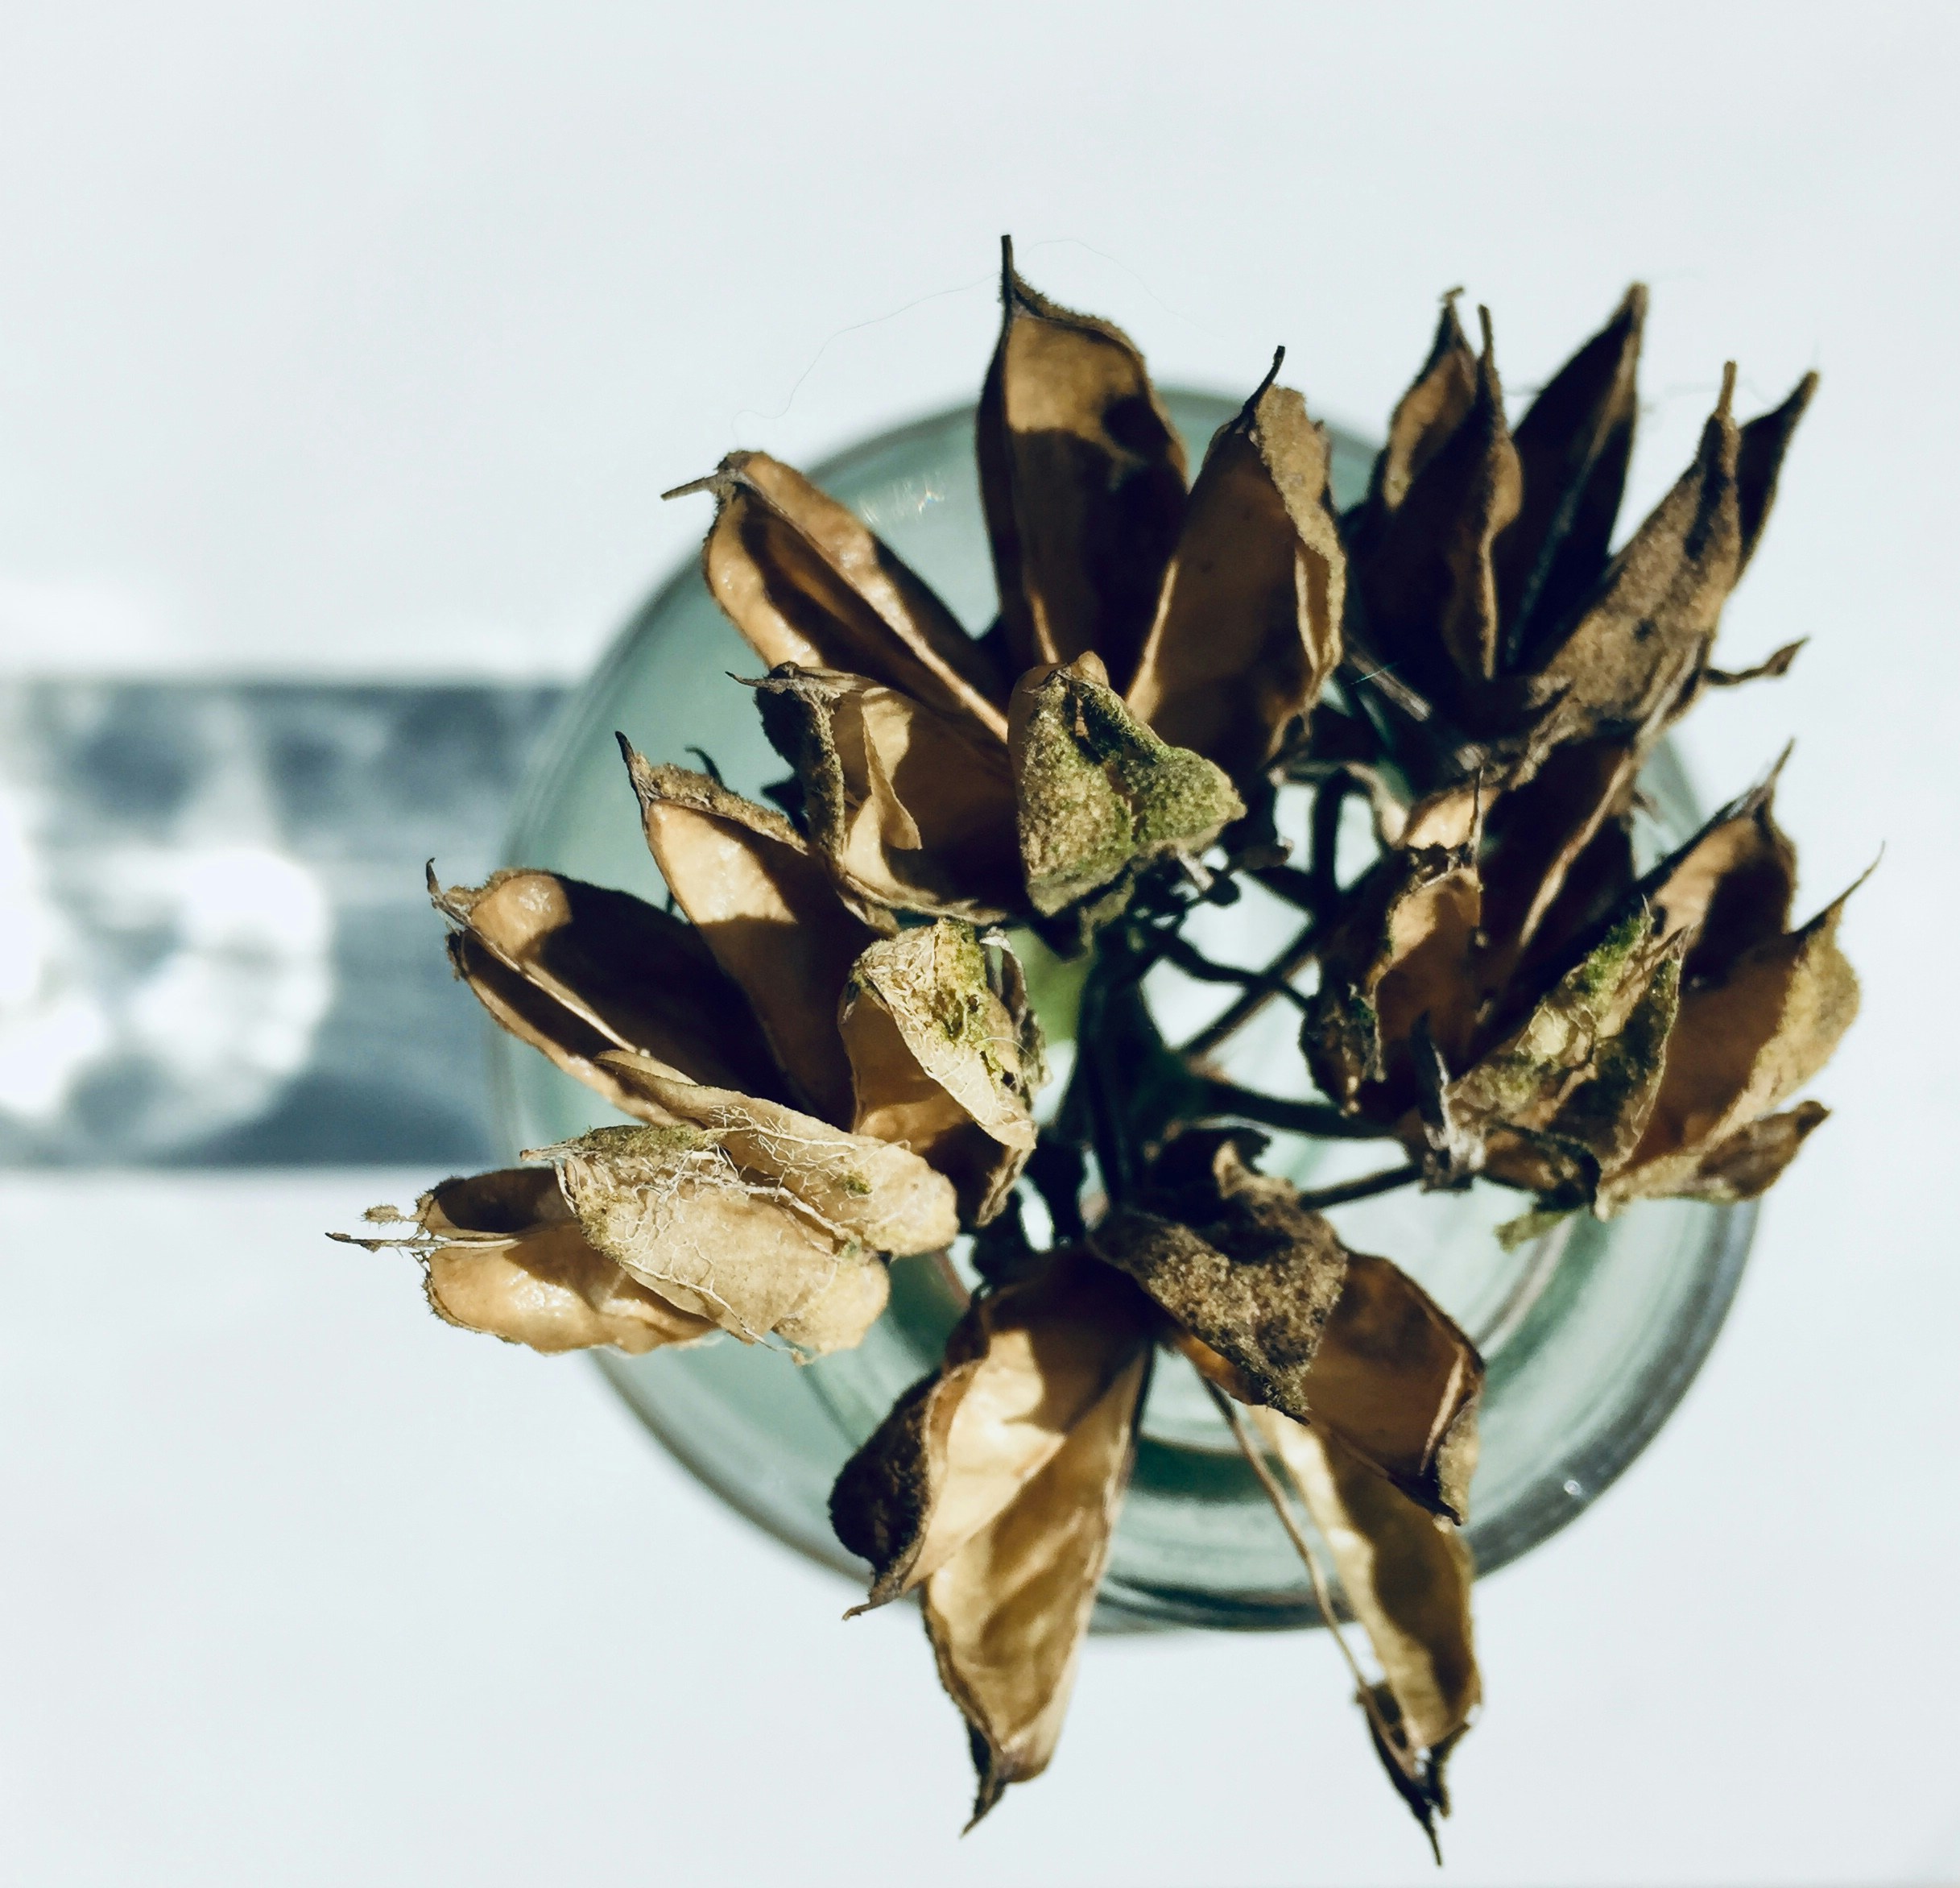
<box><xmin>1295</xmin><ymin>1161</ymin><xmax>1423</xmax><ymax>1211</ymax></box>
<box><xmin>1179</xmin><ymin>917</ymin><xmax>1321</xmax><ymax>1062</ymax></box>
<box><xmin>1195</xmin><ymin>1081</ymin><xmax>1397</xmax><ymax>1141</ymax></box>
<box><xmin>1204</xmin><ymin>1379</ymin><xmax>1419</xmax><ymax>1788</ymax></box>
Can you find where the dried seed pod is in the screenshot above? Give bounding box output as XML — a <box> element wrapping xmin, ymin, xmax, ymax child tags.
<box><xmin>1528</xmin><ymin>366</ymin><xmax>1744</xmax><ymax>738</ymax></box>
<box><xmin>829</xmin><ymin>1252</ymin><xmax>1156</xmax><ymax>1824</ymax></box>
<box><xmin>1091</xmin><ymin>1204</ymin><xmax>1346</xmax><ymax>1423</ymax></box>
<box><xmin>839</xmin><ymin>922</ymin><xmax>1041</xmax><ymax>1224</ymax></box>
<box><xmin>924</xmin><ymin>1340</ymin><xmax>1147</xmax><ymax>1828</ymax></box>
<box><xmin>1647</xmin><ymin>764</ymin><xmax>1798</xmax><ymax>984</ymax></box>
<box><xmin>678</xmin><ymin>449</ymin><xmax>1008</xmax><ymax>736</ymax></box>
<box><xmin>593</xmin><ymin>1051</ymin><xmax>960</xmax><ymax>1258</ymax></box>
<box><xmin>1735</xmin><ymin>373</ymin><xmax>1819</xmax><ymax>578</ymax></box>
<box><xmin>1126</xmin><ymin>360</ymin><xmax>1346</xmax><ymax>780</ymax></box>
<box><xmin>1252</xmin><ymin>1408</ymin><xmax>1479</xmax><ymax>1836</ymax></box>
<box><xmin>1094</xmin><ymin>1161</ymin><xmax>1481</xmax><ymax>1522</ymax></box>
<box><xmin>429</xmin><ymin>867</ymin><xmax>786</xmax><ymax>1113</ymax></box>
<box><xmin>1600</xmin><ymin>880</ymin><xmax>1860</xmax><ymax>1211</ymax></box>
<box><xmin>1303</xmin><ymin>811</ymin><xmax>1483</xmax><ymax>1112</ymax></box>
<box><xmin>752</xmin><ymin>667</ymin><xmax>1022</xmax><ymax>923</ymax></box>
<box><xmin>1009</xmin><ymin>653</ymin><xmax>1243</xmax><ymax>928</ymax></box>
<box><xmin>620</xmin><ymin>744</ymin><xmax>887</xmax><ymax>1124</ymax></box>
<box><xmin>1441</xmin><ymin>909</ymin><xmax>1686</xmax><ymax>1194</ymax></box>
<box><xmin>1367</xmin><ymin>295</ymin><xmax>1481</xmax><ymax>513</ymax></box>
<box><xmin>1496</xmin><ymin>284</ymin><xmax>1645</xmax><ymax>670</ymax></box>
<box><xmin>534</xmin><ymin>1121</ymin><xmax>893</xmax><ymax>1356</ymax></box>
<box><xmin>333</xmin><ymin>1168</ymin><xmax>715</xmax><ymax>1355</ymax></box>
<box><xmin>1349</xmin><ymin>302</ymin><xmax>1522</xmax><ymax>690</ymax></box>
<box><xmin>1302</xmin><ymin>1252</ymin><xmax>1482</xmax><ymax>1525</ymax></box>
<box><xmin>978</xmin><ymin>239</ymin><xmax>1188</xmax><ymax>690</ymax></box>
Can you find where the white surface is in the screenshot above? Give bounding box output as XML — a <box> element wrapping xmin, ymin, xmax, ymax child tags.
<box><xmin>1</xmin><ymin>3</ymin><xmax>1956</xmax><ymax>1882</ymax></box>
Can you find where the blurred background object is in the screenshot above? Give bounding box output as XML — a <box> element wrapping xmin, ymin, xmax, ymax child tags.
<box><xmin>0</xmin><ymin>681</ymin><xmax>560</xmax><ymax>1164</ymax></box>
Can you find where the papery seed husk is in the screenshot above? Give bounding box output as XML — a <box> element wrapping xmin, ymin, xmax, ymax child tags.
<box><xmin>1477</xmin><ymin>936</ymin><xmax>1684</xmax><ymax>1201</ymax></box>
<box><xmin>431</xmin><ymin>867</ymin><xmax>787</xmax><ymax>1111</ymax></box>
<box><xmin>924</xmin><ymin>1343</ymin><xmax>1150</xmax><ymax>1828</ymax></box>
<box><xmin>1647</xmin><ymin>766</ymin><xmax>1797</xmax><ymax>985</ymax></box>
<box><xmin>1602</xmin><ymin>883</ymin><xmax>1859</xmax><ymax>1209</ymax></box>
<box><xmin>595</xmin><ymin>1050</ymin><xmax>960</xmax><ymax>1257</ymax></box>
<box><xmin>620</xmin><ymin>746</ymin><xmax>887</xmax><ymax>1124</ymax></box>
<box><xmin>840</xmin><ymin>922</ymin><xmax>1040</xmax><ymax>1225</ymax></box>
<box><xmin>1303</xmin><ymin>818</ymin><xmax>1482</xmax><ymax>1112</ymax></box>
<box><xmin>1090</xmin><ymin>1199</ymin><xmax>1346</xmax><ymax>1439</ymax></box>
<box><xmin>1496</xmin><ymin>285</ymin><xmax>1644</xmax><ymax>670</ymax></box>
<box><xmin>336</xmin><ymin>1167</ymin><xmax>717</xmax><ymax>1355</ymax></box>
<box><xmin>543</xmin><ymin>1122</ymin><xmax>891</xmax><ymax>1355</ymax></box>
<box><xmin>1615</xmin><ymin>1099</ymin><xmax>1830</xmax><ymax>1207</ymax></box>
<box><xmin>1251</xmin><ymin>1408</ymin><xmax>1480</xmax><ymax>1757</ymax></box>
<box><xmin>1445</xmin><ymin>909</ymin><xmax>1677</xmax><ymax>1146</ymax></box>
<box><xmin>978</xmin><ymin>241</ymin><xmax>1187</xmax><ymax>691</ymax></box>
<box><xmin>1349</xmin><ymin>304</ymin><xmax>1522</xmax><ymax>690</ymax></box>
<box><xmin>1736</xmin><ymin>374</ymin><xmax>1818</xmax><ymax>577</ymax></box>
<box><xmin>1528</xmin><ymin>366</ymin><xmax>1743</xmax><ymax>739</ymax></box>
<box><xmin>1009</xmin><ymin>653</ymin><xmax>1243</xmax><ymax>924</ymax></box>
<box><xmin>689</xmin><ymin>449</ymin><xmax>1009</xmax><ymax>736</ymax></box>
<box><xmin>829</xmin><ymin>1250</ymin><xmax>1157</xmax><ymax>1609</ymax></box>
<box><xmin>1298</xmin><ymin>1253</ymin><xmax>1483</xmax><ymax>1524</ymax></box>
<box><xmin>1365</xmin><ymin>296</ymin><xmax>1479</xmax><ymax>515</ymax></box>
<box><xmin>752</xmin><ymin>667</ymin><xmax>1022</xmax><ymax>923</ymax></box>
<box><xmin>1126</xmin><ymin>369</ymin><xmax>1346</xmax><ymax>780</ymax></box>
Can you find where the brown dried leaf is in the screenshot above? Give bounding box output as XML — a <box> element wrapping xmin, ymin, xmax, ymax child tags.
<box><xmin>978</xmin><ymin>239</ymin><xmax>1188</xmax><ymax>690</ymax></box>
<box><xmin>1736</xmin><ymin>373</ymin><xmax>1818</xmax><ymax>577</ymax></box>
<box><xmin>535</xmin><ymin>1121</ymin><xmax>892</xmax><ymax>1356</ymax></box>
<box><xmin>333</xmin><ymin>1167</ymin><xmax>716</xmax><ymax>1355</ymax></box>
<box><xmin>1252</xmin><ymin>1408</ymin><xmax>1480</xmax><ymax>1762</ymax></box>
<box><xmin>1303</xmin><ymin>814</ymin><xmax>1482</xmax><ymax>1112</ymax></box>
<box><xmin>1529</xmin><ymin>366</ymin><xmax>1743</xmax><ymax>737</ymax></box>
<box><xmin>829</xmin><ymin>1251</ymin><xmax>1155</xmax><ymax>1608</ymax></box>
<box><xmin>1602</xmin><ymin>881</ymin><xmax>1860</xmax><ymax>1211</ymax></box>
<box><xmin>752</xmin><ymin>668</ymin><xmax>1022</xmax><ymax>922</ymax></box>
<box><xmin>1350</xmin><ymin>304</ymin><xmax>1523</xmax><ymax>689</ymax></box>
<box><xmin>1126</xmin><ymin>362</ymin><xmax>1346</xmax><ymax>780</ymax></box>
<box><xmin>924</xmin><ymin>1339</ymin><xmax>1147</xmax><ymax>1827</ymax></box>
<box><xmin>430</xmin><ymin>867</ymin><xmax>786</xmax><ymax>1113</ymax></box>
<box><xmin>593</xmin><ymin>1051</ymin><xmax>960</xmax><ymax>1258</ymax></box>
<box><xmin>1367</xmin><ymin>295</ymin><xmax>1479</xmax><ymax>514</ymax></box>
<box><xmin>1648</xmin><ymin>766</ymin><xmax>1797</xmax><ymax>986</ymax></box>
<box><xmin>1302</xmin><ymin>1252</ymin><xmax>1482</xmax><ymax>1524</ymax></box>
<box><xmin>1497</xmin><ymin>285</ymin><xmax>1645</xmax><ymax>669</ymax></box>
<box><xmin>1011</xmin><ymin>653</ymin><xmax>1244</xmax><ymax>925</ymax></box>
<box><xmin>1706</xmin><ymin>639</ymin><xmax>1805</xmax><ymax>688</ymax></box>
<box><xmin>839</xmin><ymin>922</ymin><xmax>1040</xmax><ymax>1225</ymax></box>
<box><xmin>620</xmin><ymin>745</ymin><xmax>887</xmax><ymax>1124</ymax></box>
<box><xmin>680</xmin><ymin>449</ymin><xmax>1008</xmax><ymax>737</ymax></box>
<box><xmin>1632</xmin><ymin>1099</ymin><xmax>1830</xmax><ymax>1206</ymax></box>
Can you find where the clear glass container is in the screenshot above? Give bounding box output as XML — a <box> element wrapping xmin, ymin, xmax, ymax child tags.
<box><xmin>496</xmin><ymin>393</ymin><xmax>1755</xmax><ymax>1629</ymax></box>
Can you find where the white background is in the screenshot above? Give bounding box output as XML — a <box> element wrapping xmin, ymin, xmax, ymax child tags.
<box><xmin>2</xmin><ymin>4</ymin><xmax>1956</xmax><ymax>1882</ymax></box>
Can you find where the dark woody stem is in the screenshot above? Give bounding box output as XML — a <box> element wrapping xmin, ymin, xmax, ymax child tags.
<box><xmin>1293</xmin><ymin>1161</ymin><xmax>1423</xmax><ymax>1211</ymax></box>
<box><xmin>1152</xmin><ymin>930</ymin><xmax>1314</xmax><ymax>1014</ymax></box>
<box><xmin>1075</xmin><ymin>968</ymin><xmax>1137</xmax><ymax>1207</ymax></box>
<box><xmin>1178</xmin><ymin>917</ymin><xmax>1321</xmax><ymax>1063</ymax></box>
<box><xmin>1194</xmin><ymin>1081</ymin><xmax>1396</xmax><ymax>1141</ymax></box>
